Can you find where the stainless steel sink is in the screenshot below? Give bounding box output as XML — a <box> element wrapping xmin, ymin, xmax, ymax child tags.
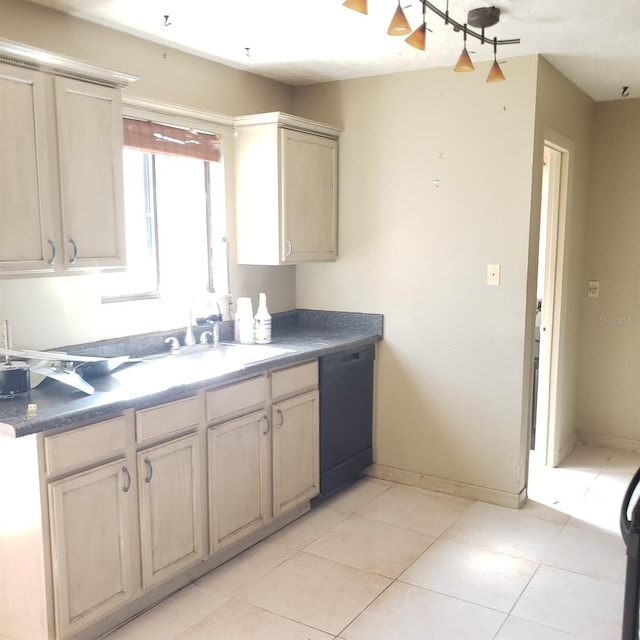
<box><xmin>138</xmin><ymin>342</ymin><xmax>293</xmax><ymax>370</ymax></box>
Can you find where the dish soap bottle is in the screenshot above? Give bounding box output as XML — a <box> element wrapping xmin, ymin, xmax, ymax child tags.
<box><xmin>254</xmin><ymin>293</ymin><xmax>272</xmax><ymax>344</ymax></box>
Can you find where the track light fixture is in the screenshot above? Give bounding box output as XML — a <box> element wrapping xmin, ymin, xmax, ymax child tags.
<box><xmin>343</xmin><ymin>0</ymin><xmax>368</xmax><ymax>15</ymax></box>
<box><xmin>343</xmin><ymin>1</ymin><xmax>520</xmax><ymax>81</ymax></box>
<box><xmin>486</xmin><ymin>37</ymin><xmax>506</xmax><ymax>82</ymax></box>
<box><xmin>405</xmin><ymin>2</ymin><xmax>428</xmax><ymax>51</ymax></box>
<box><xmin>387</xmin><ymin>1</ymin><xmax>412</xmax><ymax>35</ymax></box>
<box><xmin>454</xmin><ymin>24</ymin><xmax>474</xmax><ymax>72</ymax></box>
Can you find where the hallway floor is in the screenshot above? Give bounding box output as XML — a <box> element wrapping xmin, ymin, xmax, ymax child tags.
<box><xmin>106</xmin><ymin>444</ymin><xmax>635</xmax><ymax>640</ymax></box>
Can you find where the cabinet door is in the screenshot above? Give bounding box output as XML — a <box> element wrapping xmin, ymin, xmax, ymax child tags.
<box><xmin>0</xmin><ymin>63</ymin><xmax>56</xmax><ymax>273</ymax></box>
<box><xmin>55</xmin><ymin>77</ymin><xmax>126</xmax><ymax>269</ymax></box>
<box><xmin>48</xmin><ymin>459</ymin><xmax>133</xmax><ymax>639</ymax></box>
<box><xmin>272</xmin><ymin>390</ymin><xmax>320</xmax><ymax>516</ymax></box>
<box><xmin>138</xmin><ymin>433</ymin><xmax>203</xmax><ymax>589</ymax></box>
<box><xmin>208</xmin><ymin>411</ymin><xmax>271</xmax><ymax>553</ymax></box>
<box><xmin>281</xmin><ymin>129</ymin><xmax>337</xmax><ymax>263</ymax></box>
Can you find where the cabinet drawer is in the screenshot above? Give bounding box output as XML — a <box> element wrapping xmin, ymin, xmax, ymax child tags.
<box><xmin>44</xmin><ymin>416</ymin><xmax>126</xmax><ymax>476</ymax></box>
<box><xmin>271</xmin><ymin>360</ymin><xmax>318</xmax><ymax>400</ymax></box>
<box><xmin>206</xmin><ymin>376</ymin><xmax>267</xmax><ymax>423</ymax></box>
<box><xmin>136</xmin><ymin>396</ymin><xmax>200</xmax><ymax>443</ymax></box>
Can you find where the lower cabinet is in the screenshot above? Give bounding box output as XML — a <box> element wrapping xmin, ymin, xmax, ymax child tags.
<box><xmin>138</xmin><ymin>433</ymin><xmax>203</xmax><ymax>589</ymax></box>
<box><xmin>273</xmin><ymin>389</ymin><xmax>320</xmax><ymax>517</ymax></box>
<box><xmin>38</xmin><ymin>360</ymin><xmax>320</xmax><ymax>639</ymax></box>
<box><xmin>48</xmin><ymin>458</ymin><xmax>133</xmax><ymax>639</ymax></box>
<box><xmin>208</xmin><ymin>410</ymin><xmax>271</xmax><ymax>553</ymax></box>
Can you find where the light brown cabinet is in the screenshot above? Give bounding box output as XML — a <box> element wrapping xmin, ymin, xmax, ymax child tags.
<box><xmin>48</xmin><ymin>459</ymin><xmax>134</xmax><ymax>639</ymax></box>
<box><xmin>138</xmin><ymin>433</ymin><xmax>204</xmax><ymax>589</ymax></box>
<box><xmin>208</xmin><ymin>410</ymin><xmax>271</xmax><ymax>552</ymax></box>
<box><xmin>234</xmin><ymin>112</ymin><xmax>341</xmax><ymax>265</ymax></box>
<box><xmin>54</xmin><ymin>77</ymin><xmax>127</xmax><ymax>270</ymax></box>
<box><xmin>42</xmin><ymin>416</ymin><xmax>133</xmax><ymax>640</ymax></box>
<box><xmin>0</xmin><ymin>62</ymin><xmax>56</xmax><ymax>273</ymax></box>
<box><xmin>272</xmin><ymin>390</ymin><xmax>320</xmax><ymax>517</ymax></box>
<box><xmin>0</xmin><ymin>43</ymin><xmax>135</xmax><ymax>275</ymax></box>
<box><xmin>271</xmin><ymin>361</ymin><xmax>320</xmax><ymax>516</ymax></box>
<box><xmin>206</xmin><ymin>376</ymin><xmax>270</xmax><ymax>553</ymax></box>
<box><xmin>0</xmin><ymin>358</ymin><xmax>321</xmax><ymax>640</ymax></box>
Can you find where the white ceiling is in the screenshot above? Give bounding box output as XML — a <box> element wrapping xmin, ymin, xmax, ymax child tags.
<box><xmin>30</xmin><ymin>0</ymin><xmax>640</xmax><ymax>102</ymax></box>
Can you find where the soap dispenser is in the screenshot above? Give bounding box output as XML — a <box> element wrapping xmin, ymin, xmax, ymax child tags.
<box><xmin>254</xmin><ymin>293</ymin><xmax>272</xmax><ymax>344</ymax></box>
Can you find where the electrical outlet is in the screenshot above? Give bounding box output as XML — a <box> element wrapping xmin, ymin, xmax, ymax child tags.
<box><xmin>588</xmin><ymin>280</ymin><xmax>600</xmax><ymax>298</ymax></box>
<box><xmin>487</xmin><ymin>264</ymin><xmax>501</xmax><ymax>286</ymax></box>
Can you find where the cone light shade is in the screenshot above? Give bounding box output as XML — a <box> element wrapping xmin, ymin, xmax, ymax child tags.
<box><xmin>343</xmin><ymin>0</ymin><xmax>368</xmax><ymax>15</ymax></box>
<box><xmin>405</xmin><ymin>22</ymin><xmax>427</xmax><ymax>50</ymax></box>
<box><xmin>486</xmin><ymin>59</ymin><xmax>505</xmax><ymax>82</ymax></box>
<box><xmin>486</xmin><ymin>39</ymin><xmax>505</xmax><ymax>82</ymax></box>
<box><xmin>387</xmin><ymin>3</ymin><xmax>411</xmax><ymax>35</ymax></box>
<box><xmin>454</xmin><ymin>48</ymin><xmax>474</xmax><ymax>72</ymax></box>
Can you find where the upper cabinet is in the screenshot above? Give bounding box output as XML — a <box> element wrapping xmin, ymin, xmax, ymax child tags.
<box><xmin>0</xmin><ymin>39</ymin><xmax>136</xmax><ymax>276</ymax></box>
<box><xmin>55</xmin><ymin>77</ymin><xmax>127</xmax><ymax>270</ymax></box>
<box><xmin>0</xmin><ymin>63</ymin><xmax>56</xmax><ymax>274</ymax></box>
<box><xmin>234</xmin><ymin>112</ymin><xmax>342</xmax><ymax>265</ymax></box>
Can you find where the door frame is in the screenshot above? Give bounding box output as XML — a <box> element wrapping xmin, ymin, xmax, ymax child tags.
<box><xmin>535</xmin><ymin>130</ymin><xmax>572</xmax><ymax>467</ymax></box>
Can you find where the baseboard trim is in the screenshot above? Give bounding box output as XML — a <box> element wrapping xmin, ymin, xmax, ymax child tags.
<box><xmin>578</xmin><ymin>431</ymin><xmax>640</xmax><ymax>453</ymax></box>
<box><xmin>364</xmin><ymin>464</ymin><xmax>527</xmax><ymax>509</ymax></box>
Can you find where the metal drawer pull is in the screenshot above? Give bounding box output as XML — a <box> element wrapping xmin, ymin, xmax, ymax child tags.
<box><xmin>47</xmin><ymin>239</ymin><xmax>56</xmax><ymax>265</ymax></box>
<box><xmin>122</xmin><ymin>466</ymin><xmax>131</xmax><ymax>493</ymax></box>
<box><xmin>275</xmin><ymin>408</ymin><xmax>284</xmax><ymax>429</ymax></box>
<box><xmin>144</xmin><ymin>458</ymin><xmax>153</xmax><ymax>483</ymax></box>
<box><xmin>68</xmin><ymin>238</ymin><xmax>78</xmax><ymax>264</ymax></box>
<box><xmin>285</xmin><ymin>240</ymin><xmax>292</xmax><ymax>257</ymax></box>
<box><xmin>262</xmin><ymin>414</ymin><xmax>271</xmax><ymax>435</ymax></box>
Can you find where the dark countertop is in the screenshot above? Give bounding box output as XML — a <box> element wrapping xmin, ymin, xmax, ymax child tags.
<box><xmin>0</xmin><ymin>310</ymin><xmax>383</xmax><ymax>438</ymax></box>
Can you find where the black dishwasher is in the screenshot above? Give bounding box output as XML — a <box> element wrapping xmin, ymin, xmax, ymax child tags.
<box><xmin>312</xmin><ymin>344</ymin><xmax>375</xmax><ymax>505</ymax></box>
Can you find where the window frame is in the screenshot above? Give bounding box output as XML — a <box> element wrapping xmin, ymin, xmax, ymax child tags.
<box><xmin>101</xmin><ymin>97</ymin><xmax>235</xmax><ymax>303</ymax></box>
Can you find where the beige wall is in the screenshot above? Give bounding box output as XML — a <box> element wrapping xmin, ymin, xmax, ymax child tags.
<box><xmin>294</xmin><ymin>58</ymin><xmax>541</xmax><ymax>503</ymax></box>
<box><xmin>0</xmin><ymin>0</ymin><xmax>296</xmax><ymax>349</ymax></box>
<box><xmin>530</xmin><ymin>58</ymin><xmax>594</xmax><ymax>462</ymax></box>
<box><xmin>578</xmin><ymin>97</ymin><xmax>640</xmax><ymax>447</ymax></box>
<box><xmin>4</xmin><ymin>0</ymin><xmax>627</xmax><ymax>499</ymax></box>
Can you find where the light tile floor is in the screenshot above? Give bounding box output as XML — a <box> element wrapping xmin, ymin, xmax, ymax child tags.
<box><xmin>106</xmin><ymin>444</ymin><xmax>637</xmax><ymax>639</ymax></box>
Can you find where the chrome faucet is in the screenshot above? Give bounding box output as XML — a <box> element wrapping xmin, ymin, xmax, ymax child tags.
<box><xmin>185</xmin><ymin>293</ymin><xmax>222</xmax><ymax>346</ymax></box>
<box><xmin>199</xmin><ymin>325</ymin><xmax>220</xmax><ymax>346</ymax></box>
<box><xmin>164</xmin><ymin>336</ymin><xmax>181</xmax><ymax>355</ymax></box>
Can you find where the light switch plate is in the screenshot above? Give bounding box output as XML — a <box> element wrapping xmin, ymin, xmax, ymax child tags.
<box><xmin>487</xmin><ymin>264</ymin><xmax>500</xmax><ymax>286</ymax></box>
<box><xmin>588</xmin><ymin>280</ymin><xmax>600</xmax><ymax>298</ymax></box>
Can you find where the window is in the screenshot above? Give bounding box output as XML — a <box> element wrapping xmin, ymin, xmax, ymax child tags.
<box><xmin>100</xmin><ymin>114</ymin><xmax>228</xmax><ymax>302</ymax></box>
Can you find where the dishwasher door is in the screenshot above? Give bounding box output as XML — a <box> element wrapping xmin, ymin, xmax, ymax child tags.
<box><xmin>315</xmin><ymin>344</ymin><xmax>375</xmax><ymax>503</ymax></box>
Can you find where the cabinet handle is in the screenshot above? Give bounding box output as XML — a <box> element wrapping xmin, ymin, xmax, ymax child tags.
<box><xmin>47</xmin><ymin>239</ymin><xmax>56</xmax><ymax>265</ymax></box>
<box><xmin>122</xmin><ymin>466</ymin><xmax>131</xmax><ymax>493</ymax></box>
<box><xmin>262</xmin><ymin>414</ymin><xmax>271</xmax><ymax>435</ymax></box>
<box><xmin>285</xmin><ymin>240</ymin><xmax>292</xmax><ymax>257</ymax></box>
<box><xmin>144</xmin><ymin>458</ymin><xmax>153</xmax><ymax>483</ymax></box>
<box><xmin>275</xmin><ymin>408</ymin><xmax>284</xmax><ymax>429</ymax></box>
<box><xmin>68</xmin><ymin>238</ymin><xmax>78</xmax><ymax>264</ymax></box>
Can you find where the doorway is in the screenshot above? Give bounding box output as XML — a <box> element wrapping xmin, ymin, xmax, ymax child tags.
<box><xmin>531</xmin><ymin>140</ymin><xmax>569</xmax><ymax>467</ymax></box>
